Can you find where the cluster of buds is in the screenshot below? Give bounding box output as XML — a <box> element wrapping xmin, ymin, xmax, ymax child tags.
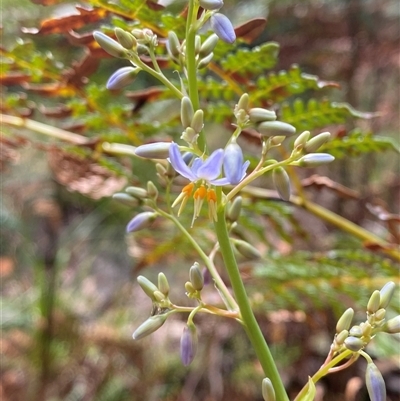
<box><xmin>180</xmin><ymin>96</ymin><xmax>204</xmax><ymax>144</ymax></box>
<box><xmin>330</xmin><ymin>282</ymin><xmax>398</xmax><ymax>400</ymax></box>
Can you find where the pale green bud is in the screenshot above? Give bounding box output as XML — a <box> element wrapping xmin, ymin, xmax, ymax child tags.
<box><xmin>198</xmin><ymin>52</ymin><xmax>214</xmax><ymax>69</ymax></box>
<box><xmin>158</xmin><ymin>272</ymin><xmax>170</xmax><ymax>296</ymax></box>
<box><xmin>153</xmin><ymin>290</ymin><xmax>166</xmax><ymax>303</ymax></box>
<box><xmin>336</xmin><ymin>308</ymin><xmax>354</xmax><ymax>333</ymax></box>
<box><xmin>115</xmin><ymin>27</ymin><xmax>137</xmax><ymax>49</ymax></box>
<box><xmin>199</xmin><ymin>34</ymin><xmax>219</xmax><ymax>57</ymax></box>
<box><xmin>262</xmin><ymin>378</ymin><xmax>276</xmax><ymax>401</ymax></box>
<box><xmin>125</xmin><ymin>186</ymin><xmax>148</xmax><ymax>199</ymax></box>
<box><xmin>361</xmin><ymin>321</ymin><xmax>373</xmax><ymax>337</ymax></box>
<box><xmin>181</xmin><ymin>127</ymin><xmax>198</xmax><ymax>144</ymax></box>
<box><xmin>112</xmin><ymin>193</ymin><xmax>138</xmax><ymax>207</ymax></box>
<box><xmin>272</xmin><ymin>167</ymin><xmax>291</xmax><ymax>201</ymax></box>
<box><xmin>366</xmin><ymin>363</ymin><xmax>386</xmax><ymax>401</ymax></box>
<box><xmin>195</xmin><ymin>35</ymin><xmax>201</xmax><ymax>54</ymax></box>
<box><xmin>344</xmin><ymin>336</ymin><xmax>365</xmax><ymax>352</ymax></box>
<box><xmin>185</xmin><ymin>281</ymin><xmax>195</xmax><ymax>294</ymax></box>
<box><xmin>189</xmin><ymin>262</ymin><xmax>204</xmax><ymax>291</ymax></box>
<box><xmin>335</xmin><ymin>329</ymin><xmax>349</xmax><ymax>345</ymax></box>
<box><xmin>147</xmin><ymin>181</ymin><xmax>158</xmax><ymax>200</ymax></box>
<box><xmin>349</xmin><ymin>325</ymin><xmax>363</xmax><ymax>337</ymax></box>
<box><xmin>379</xmin><ymin>281</ymin><xmax>396</xmax><ymax>309</ymax></box>
<box><xmin>93</xmin><ymin>31</ymin><xmax>127</xmax><ymax>58</ymax></box>
<box><xmin>156</xmin><ymin>163</ymin><xmax>167</xmax><ymax>177</ymax></box>
<box><xmin>382</xmin><ymin>316</ymin><xmax>400</xmax><ymax>333</ymax></box>
<box><xmin>132</xmin><ymin>314</ymin><xmax>167</xmax><ymax>340</ymax></box>
<box><xmin>293</xmin><ymin>130</ymin><xmax>311</xmax><ymax>149</ymax></box>
<box><xmin>227</xmin><ymin>196</ymin><xmax>242</xmax><ymax>222</ymax></box>
<box><xmin>200</xmin><ymin>0</ymin><xmax>223</xmax><ymax>11</ymax></box>
<box><xmin>167</xmin><ymin>31</ymin><xmax>180</xmax><ymax>57</ymax></box>
<box><xmin>367</xmin><ymin>290</ymin><xmax>381</xmax><ymax>314</ymax></box>
<box><xmin>249</xmin><ymin>107</ymin><xmax>277</xmax><ymax>123</ymax></box>
<box><xmin>298</xmin><ymin>153</ymin><xmax>335</xmax><ymax>167</ymax></box>
<box><xmin>270</xmin><ymin>136</ymin><xmax>286</xmax><ymax>146</ymax></box>
<box><xmin>374</xmin><ymin>308</ymin><xmax>386</xmax><ymax>321</ymax></box>
<box><xmin>181</xmin><ymin>97</ymin><xmax>194</xmax><ymax>128</ymax></box>
<box><xmin>237</xmin><ymin>93</ymin><xmax>249</xmax><ymax>112</ymax></box>
<box><xmin>234</xmin><ymin>239</ymin><xmax>262</xmax><ymax>260</ymax></box>
<box><xmin>257</xmin><ymin>121</ymin><xmax>296</xmax><ymax>137</ymax></box>
<box><xmin>137</xmin><ymin>275</ymin><xmax>159</xmax><ymax>300</ymax></box>
<box><xmin>304</xmin><ymin>131</ymin><xmax>331</xmax><ymax>153</ymax></box>
<box><xmin>190</xmin><ymin>109</ymin><xmax>204</xmax><ymax>133</ymax></box>
<box><xmin>135</xmin><ymin>142</ymin><xmax>171</xmax><ymax>159</ymax></box>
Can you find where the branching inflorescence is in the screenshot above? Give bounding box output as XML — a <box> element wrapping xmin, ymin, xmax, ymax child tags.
<box><xmin>93</xmin><ymin>1</ymin><xmax>399</xmax><ymax>400</ymax></box>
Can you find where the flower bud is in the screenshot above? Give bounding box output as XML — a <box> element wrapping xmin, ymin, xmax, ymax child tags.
<box><xmin>365</xmin><ymin>363</ymin><xmax>386</xmax><ymax>401</ymax></box>
<box><xmin>167</xmin><ymin>31</ymin><xmax>180</xmax><ymax>58</ymax></box>
<box><xmin>298</xmin><ymin>153</ymin><xmax>335</xmax><ymax>167</ymax></box>
<box><xmin>189</xmin><ymin>263</ymin><xmax>204</xmax><ymax>291</ymax></box>
<box><xmin>200</xmin><ymin>34</ymin><xmax>219</xmax><ymax>57</ymax></box>
<box><xmin>93</xmin><ymin>31</ymin><xmax>127</xmax><ymax>58</ymax></box>
<box><xmin>200</xmin><ymin>0</ymin><xmax>223</xmax><ymax>10</ymax></box>
<box><xmin>374</xmin><ymin>308</ymin><xmax>386</xmax><ymax>322</ymax></box>
<box><xmin>361</xmin><ymin>321</ymin><xmax>373</xmax><ymax>337</ymax></box>
<box><xmin>367</xmin><ymin>290</ymin><xmax>381</xmax><ymax>314</ymax></box>
<box><xmin>249</xmin><ymin>108</ymin><xmax>277</xmax><ymax>123</ymax></box>
<box><xmin>272</xmin><ymin>167</ymin><xmax>291</xmax><ymax>201</ymax></box>
<box><xmin>181</xmin><ymin>127</ymin><xmax>198</xmax><ymax>144</ymax></box>
<box><xmin>293</xmin><ymin>130</ymin><xmax>311</xmax><ymax>149</ymax></box>
<box><xmin>335</xmin><ymin>329</ymin><xmax>349</xmax><ymax>345</ymax></box>
<box><xmin>237</xmin><ymin>93</ymin><xmax>249</xmax><ymax>112</ymax></box>
<box><xmin>344</xmin><ymin>336</ymin><xmax>364</xmax><ymax>352</ymax></box>
<box><xmin>379</xmin><ymin>281</ymin><xmax>396</xmax><ymax>309</ymax></box>
<box><xmin>132</xmin><ymin>314</ymin><xmax>167</xmax><ymax>340</ymax></box>
<box><xmin>234</xmin><ymin>239</ymin><xmax>262</xmax><ymax>260</ymax></box>
<box><xmin>125</xmin><ymin>186</ymin><xmax>148</xmax><ymax>199</ymax></box>
<box><xmin>115</xmin><ymin>27</ymin><xmax>137</xmax><ymax>49</ymax></box>
<box><xmin>135</xmin><ymin>142</ymin><xmax>171</xmax><ymax>159</ymax></box>
<box><xmin>156</xmin><ymin>163</ymin><xmax>167</xmax><ymax>177</ymax></box>
<box><xmin>106</xmin><ymin>66</ymin><xmax>140</xmax><ymax>90</ymax></box>
<box><xmin>126</xmin><ymin>212</ymin><xmax>157</xmax><ymax>233</ymax></box>
<box><xmin>153</xmin><ymin>290</ymin><xmax>166</xmax><ymax>303</ymax></box>
<box><xmin>190</xmin><ymin>109</ymin><xmax>204</xmax><ymax>133</ymax></box>
<box><xmin>194</xmin><ymin>35</ymin><xmax>201</xmax><ymax>54</ymax></box>
<box><xmin>336</xmin><ymin>308</ymin><xmax>354</xmax><ymax>333</ymax></box>
<box><xmin>181</xmin><ymin>97</ymin><xmax>194</xmax><ymax>128</ymax></box>
<box><xmin>227</xmin><ymin>196</ymin><xmax>242</xmax><ymax>222</ymax></box>
<box><xmin>158</xmin><ymin>272</ymin><xmax>170</xmax><ymax>296</ymax></box>
<box><xmin>257</xmin><ymin>121</ymin><xmax>296</xmax><ymax>137</ymax></box>
<box><xmin>349</xmin><ymin>325</ymin><xmax>363</xmax><ymax>337</ymax></box>
<box><xmin>210</xmin><ymin>13</ymin><xmax>236</xmax><ymax>44</ymax></box>
<box><xmin>223</xmin><ymin>143</ymin><xmax>249</xmax><ymax>185</ymax></box>
<box><xmin>382</xmin><ymin>316</ymin><xmax>400</xmax><ymax>333</ymax></box>
<box><xmin>304</xmin><ymin>132</ymin><xmax>331</xmax><ymax>153</ymax></box>
<box><xmin>198</xmin><ymin>52</ymin><xmax>214</xmax><ymax>69</ymax></box>
<box><xmin>112</xmin><ymin>193</ymin><xmax>138</xmax><ymax>207</ymax></box>
<box><xmin>185</xmin><ymin>281</ymin><xmax>196</xmax><ymax>294</ymax></box>
<box><xmin>270</xmin><ymin>136</ymin><xmax>286</xmax><ymax>146</ymax></box>
<box><xmin>147</xmin><ymin>181</ymin><xmax>158</xmax><ymax>200</ymax></box>
<box><xmin>137</xmin><ymin>275</ymin><xmax>159</xmax><ymax>300</ymax></box>
<box><xmin>180</xmin><ymin>325</ymin><xmax>198</xmax><ymax>366</ymax></box>
<box><xmin>262</xmin><ymin>378</ymin><xmax>276</xmax><ymax>401</ymax></box>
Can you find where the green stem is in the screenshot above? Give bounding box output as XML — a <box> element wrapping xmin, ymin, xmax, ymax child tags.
<box><xmin>156</xmin><ymin>208</ymin><xmax>238</xmax><ymax>311</ymax></box>
<box><xmin>214</xmin><ymin>204</ymin><xmax>289</xmax><ymax>401</ymax></box>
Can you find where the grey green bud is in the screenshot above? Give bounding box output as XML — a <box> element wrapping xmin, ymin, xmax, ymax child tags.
<box><xmin>336</xmin><ymin>308</ymin><xmax>354</xmax><ymax>334</ymax></box>
<box><xmin>132</xmin><ymin>314</ymin><xmax>167</xmax><ymax>340</ymax></box>
<box><xmin>115</xmin><ymin>27</ymin><xmax>137</xmax><ymax>49</ymax></box>
<box><xmin>382</xmin><ymin>316</ymin><xmax>400</xmax><ymax>333</ymax></box>
<box><xmin>185</xmin><ymin>281</ymin><xmax>195</xmax><ymax>294</ymax></box>
<box><xmin>237</xmin><ymin>93</ymin><xmax>249</xmax><ymax>112</ymax></box>
<box><xmin>93</xmin><ymin>31</ymin><xmax>127</xmax><ymax>58</ymax></box>
<box><xmin>135</xmin><ymin>142</ymin><xmax>171</xmax><ymax>159</ymax></box>
<box><xmin>298</xmin><ymin>153</ymin><xmax>335</xmax><ymax>167</ymax></box>
<box><xmin>336</xmin><ymin>329</ymin><xmax>349</xmax><ymax>345</ymax></box>
<box><xmin>270</xmin><ymin>136</ymin><xmax>286</xmax><ymax>146</ymax></box>
<box><xmin>194</xmin><ymin>35</ymin><xmax>201</xmax><ymax>54</ymax></box>
<box><xmin>262</xmin><ymin>378</ymin><xmax>276</xmax><ymax>401</ymax></box>
<box><xmin>181</xmin><ymin>97</ymin><xmax>194</xmax><ymax>128</ymax></box>
<box><xmin>366</xmin><ymin>363</ymin><xmax>386</xmax><ymax>401</ymax></box>
<box><xmin>198</xmin><ymin>52</ymin><xmax>214</xmax><ymax>69</ymax></box>
<box><xmin>200</xmin><ymin>0</ymin><xmax>223</xmax><ymax>10</ymax></box>
<box><xmin>349</xmin><ymin>325</ymin><xmax>363</xmax><ymax>337</ymax></box>
<box><xmin>361</xmin><ymin>321</ymin><xmax>373</xmax><ymax>337</ymax></box>
<box><xmin>158</xmin><ymin>272</ymin><xmax>170</xmax><ymax>296</ymax></box>
<box><xmin>273</xmin><ymin>167</ymin><xmax>291</xmax><ymax>201</ymax></box>
<box><xmin>304</xmin><ymin>131</ymin><xmax>331</xmax><ymax>153</ymax></box>
<box><xmin>200</xmin><ymin>34</ymin><xmax>219</xmax><ymax>57</ymax></box>
<box><xmin>189</xmin><ymin>262</ymin><xmax>204</xmax><ymax>291</ymax></box>
<box><xmin>379</xmin><ymin>281</ymin><xmax>396</xmax><ymax>309</ymax></box>
<box><xmin>344</xmin><ymin>336</ymin><xmax>365</xmax><ymax>352</ymax></box>
<box><xmin>190</xmin><ymin>109</ymin><xmax>204</xmax><ymax>133</ymax></box>
<box><xmin>125</xmin><ymin>186</ymin><xmax>148</xmax><ymax>199</ymax></box>
<box><xmin>374</xmin><ymin>308</ymin><xmax>386</xmax><ymax>322</ymax></box>
<box><xmin>234</xmin><ymin>239</ymin><xmax>262</xmax><ymax>260</ymax></box>
<box><xmin>153</xmin><ymin>290</ymin><xmax>166</xmax><ymax>303</ymax></box>
<box><xmin>137</xmin><ymin>275</ymin><xmax>159</xmax><ymax>300</ymax></box>
<box><xmin>249</xmin><ymin>107</ymin><xmax>277</xmax><ymax>123</ymax></box>
<box><xmin>147</xmin><ymin>181</ymin><xmax>158</xmax><ymax>200</ymax></box>
<box><xmin>367</xmin><ymin>290</ymin><xmax>381</xmax><ymax>314</ymax></box>
<box><xmin>112</xmin><ymin>193</ymin><xmax>138</xmax><ymax>207</ymax></box>
<box><xmin>257</xmin><ymin>121</ymin><xmax>296</xmax><ymax>137</ymax></box>
<box><xmin>293</xmin><ymin>130</ymin><xmax>311</xmax><ymax>149</ymax></box>
<box><xmin>167</xmin><ymin>31</ymin><xmax>180</xmax><ymax>57</ymax></box>
<box><xmin>227</xmin><ymin>196</ymin><xmax>242</xmax><ymax>222</ymax></box>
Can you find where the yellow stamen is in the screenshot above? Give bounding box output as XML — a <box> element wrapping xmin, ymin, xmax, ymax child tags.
<box><xmin>207</xmin><ymin>188</ymin><xmax>218</xmax><ymax>222</ymax></box>
<box><xmin>172</xmin><ymin>182</ymin><xmax>194</xmax><ymax>216</ymax></box>
<box><xmin>192</xmin><ymin>185</ymin><xmax>207</xmax><ymax>226</ymax></box>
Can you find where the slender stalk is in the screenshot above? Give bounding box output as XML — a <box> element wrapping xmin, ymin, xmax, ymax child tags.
<box><xmin>214</xmin><ymin>205</ymin><xmax>289</xmax><ymax>401</ymax></box>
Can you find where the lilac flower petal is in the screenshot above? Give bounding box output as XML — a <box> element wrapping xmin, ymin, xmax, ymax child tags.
<box><xmin>169</xmin><ymin>143</ymin><xmax>197</xmax><ymax>181</ymax></box>
<box><xmin>210</xmin><ymin>177</ymin><xmax>231</xmax><ymax>186</ymax></box>
<box><xmin>223</xmin><ymin>143</ymin><xmax>244</xmax><ymax>184</ymax></box>
<box><xmin>191</xmin><ymin>157</ymin><xmax>203</xmax><ymax>176</ymax></box>
<box><xmin>126</xmin><ymin>212</ymin><xmax>157</xmax><ymax>233</ymax></box>
<box><xmin>210</xmin><ymin>13</ymin><xmax>236</xmax><ymax>44</ymax></box>
<box><xmin>196</xmin><ymin>149</ymin><xmax>224</xmax><ymax>180</ymax></box>
<box><xmin>107</xmin><ymin>67</ymin><xmax>137</xmax><ymax>90</ymax></box>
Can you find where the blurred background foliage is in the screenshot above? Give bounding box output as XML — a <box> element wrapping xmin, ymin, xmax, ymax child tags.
<box><xmin>1</xmin><ymin>0</ymin><xmax>399</xmax><ymax>400</ymax></box>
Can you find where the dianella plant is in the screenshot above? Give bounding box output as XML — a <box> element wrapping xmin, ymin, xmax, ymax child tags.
<box><xmin>91</xmin><ymin>1</ymin><xmax>399</xmax><ymax>400</ymax></box>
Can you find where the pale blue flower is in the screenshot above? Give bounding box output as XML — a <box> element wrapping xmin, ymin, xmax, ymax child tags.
<box><xmin>223</xmin><ymin>143</ymin><xmax>250</xmax><ymax>185</ymax></box>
